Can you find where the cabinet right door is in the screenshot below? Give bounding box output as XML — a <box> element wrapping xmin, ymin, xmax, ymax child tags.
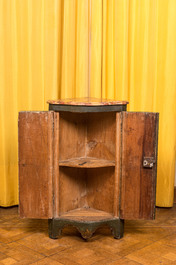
<box><xmin>120</xmin><ymin>112</ymin><xmax>159</xmax><ymax>220</ymax></box>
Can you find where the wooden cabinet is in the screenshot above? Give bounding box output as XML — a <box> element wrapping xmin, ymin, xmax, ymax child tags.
<box><xmin>18</xmin><ymin>98</ymin><xmax>159</xmax><ymax>239</ymax></box>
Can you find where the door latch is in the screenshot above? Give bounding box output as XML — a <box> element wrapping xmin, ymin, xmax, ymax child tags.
<box><xmin>143</xmin><ymin>157</ymin><xmax>155</xmax><ymax>168</ymax></box>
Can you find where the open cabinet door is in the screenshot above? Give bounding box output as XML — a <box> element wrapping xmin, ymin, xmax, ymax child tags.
<box><xmin>120</xmin><ymin>112</ymin><xmax>159</xmax><ymax>220</ymax></box>
<box><xmin>18</xmin><ymin>111</ymin><xmax>56</xmax><ymax>219</ymax></box>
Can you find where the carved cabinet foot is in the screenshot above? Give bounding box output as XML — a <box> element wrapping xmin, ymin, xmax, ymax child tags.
<box><xmin>48</xmin><ymin>218</ymin><xmax>124</xmax><ymax>240</ymax></box>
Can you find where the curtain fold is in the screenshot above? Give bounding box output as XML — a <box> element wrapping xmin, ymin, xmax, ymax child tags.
<box><xmin>0</xmin><ymin>0</ymin><xmax>61</xmax><ymax>206</ymax></box>
<box><xmin>0</xmin><ymin>0</ymin><xmax>175</xmax><ymax>207</ymax></box>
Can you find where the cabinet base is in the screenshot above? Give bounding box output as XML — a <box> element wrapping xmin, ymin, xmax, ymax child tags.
<box><xmin>48</xmin><ymin>218</ymin><xmax>124</xmax><ymax>240</ymax></box>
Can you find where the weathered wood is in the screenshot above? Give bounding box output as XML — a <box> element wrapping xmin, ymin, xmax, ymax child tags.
<box><xmin>114</xmin><ymin>113</ymin><xmax>122</xmax><ymax>217</ymax></box>
<box><xmin>18</xmin><ymin>111</ymin><xmax>54</xmax><ymax>218</ymax></box>
<box><xmin>59</xmin><ymin>167</ymin><xmax>115</xmax><ymax>217</ymax></box>
<box><xmin>60</xmin><ymin>207</ymin><xmax>113</xmax><ymax>221</ymax></box>
<box><xmin>59</xmin><ymin>157</ymin><xmax>115</xmax><ymax>168</ymax></box>
<box><xmin>48</xmin><ymin>97</ymin><xmax>128</xmax><ymax>113</ymax></box>
<box><xmin>86</xmin><ymin>112</ymin><xmax>116</xmax><ymax>161</ymax></box>
<box><xmin>59</xmin><ymin>112</ymin><xmax>87</xmax><ymax>160</ymax></box>
<box><xmin>86</xmin><ymin>168</ymin><xmax>115</xmax><ymax>215</ymax></box>
<box><xmin>48</xmin><ymin>217</ymin><xmax>124</xmax><ymax>240</ymax></box>
<box><xmin>18</xmin><ymin>100</ymin><xmax>159</xmax><ymax>241</ymax></box>
<box><xmin>58</xmin><ymin>112</ymin><xmax>116</xmax><ymax>218</ymax></box>
<box><xmin>140</xmin><ymin>113</ymin><xmax>159</xmax><ymax>219</ymax></box>
<box><xmin>53</xmin><ymin>112</ymin><xmax>59</xmax><ymax>217</ymax></box>
<box><xmin>120</xmin><ymin>112</ymin><xmax>159</xmax><ymax>220</ymax></box>
<box><xmin>59</xmin><ymin>167</ymin><xmax>87</xmax><ymax>215</ymax></box>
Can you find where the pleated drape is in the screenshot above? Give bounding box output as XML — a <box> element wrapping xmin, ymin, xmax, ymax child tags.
<box><xmin>0</xmin><ymin>0</ymin><xmax>175</xmax><ymax>207</ymax></box>
<box><xmin>0</xmin><ymin>0</ymin><xmax>61</xmax><ymax>206</ymax></box>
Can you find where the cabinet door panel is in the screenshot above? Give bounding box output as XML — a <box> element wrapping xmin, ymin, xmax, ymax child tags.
<box><xmin>120</xmin><ymin>112</ymin><xmax>159</xmax><ymax>220</ymax></box>
<box><xmin>19</xmin><ymin>112</ymin><xmax>54</xmax><ymax>218</ymax></box>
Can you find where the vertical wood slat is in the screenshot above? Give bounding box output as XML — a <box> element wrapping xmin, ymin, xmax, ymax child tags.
<box><xmin>48</xmin><ymin>111</ymin><xmax>54</xmax><ymax>218</ymax></box>
<box><xmin>53</xmin><ymin>112</ymin><xmax>59</xmax><ymax>217</ymax></box>
<box><xmin>19</xmin><ymin>111</ymin><xmax>54</xmax><ymax>219</ymax></box>
<box><xmin>141</xmin><ymin>113</ymin><xmax>159</xmax><ymax>219</ymax></box>
<box><xmin>114</xmin><ymin>112</ymin><xmax>122</xmax><ymax>217</ymax></box>
<box><xmin>120</xmin><ymin>112</ymin><xmax>159</xmax><ymax>220</ymax></box>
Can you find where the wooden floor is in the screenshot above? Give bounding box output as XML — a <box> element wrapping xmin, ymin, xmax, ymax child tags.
<box><xmin>0</xmin><ymin>205</ymin><xmax>176</xmax><ymax>265</ymax></box>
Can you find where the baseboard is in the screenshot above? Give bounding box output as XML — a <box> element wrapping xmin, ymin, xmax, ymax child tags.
<box><xmin>174</xmin><ymin>187</ymin><xmax>176</xmax><ymax>203</ymax></box>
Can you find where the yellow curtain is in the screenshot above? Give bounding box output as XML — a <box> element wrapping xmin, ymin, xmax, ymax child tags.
<box><xmin>0</xmin><ymin>0</ymin><xmax>175</xmax><ymax>207</ymax></box>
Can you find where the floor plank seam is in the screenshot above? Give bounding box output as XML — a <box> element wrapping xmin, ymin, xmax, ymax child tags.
<box><xmin>14</xmin><ymin>240</ymin><xmax>47</xmax><ymax>257</ymax></box>
<box><xmin>1</xmin><ymin>206</ymin><xmax>176</xmax><ymax>264</ymax></box>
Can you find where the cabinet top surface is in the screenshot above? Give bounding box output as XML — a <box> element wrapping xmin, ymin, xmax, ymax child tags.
<box><xmin>47</xmin><ymin>97</ymin><xmax>129</xmax><ymax>106</ymax></box>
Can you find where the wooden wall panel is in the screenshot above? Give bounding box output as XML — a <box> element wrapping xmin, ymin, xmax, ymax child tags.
<box><xmin>120</xmin><ymin>112</ymin><xmax>159</xmax><ymax>220</ymax></box>
<box><xmin>59</xmin><ymin>168</ymin><xmax>87</xmax><ymax>215</ymax></box>
<box><xmin>86</xmin><ymin>113</ymin><xmax>116</xmax><ymax>160</ymax></box>
<box><xmin>86</xmin><ymin>168</ymin><xmax>115</xmax><ymax>214</ymax></box>
<box><xmin>19</xmin><ymin>112</ymin><xmax>54</xmax><ymax>218</ymax></box>
<box><xmin>59</xmin><ymin>112</ymin><xmax>87</xmax><ymax>160</ymax></box>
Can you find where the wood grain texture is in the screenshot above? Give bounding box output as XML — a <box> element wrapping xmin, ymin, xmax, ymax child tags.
<box><xmin>59</xmin><ymin>167</ymin><xmax>115</xmax><ymax>217</ymax></box>
<box><xmin>120</xmin><ymin>112</ymin><xmax>159</xmax><ymax>220</ymax></box>
<box><xmin>1</xmin><ymin>206</ymin><xmax>176</xmax><ymax>264</ymax></box>
<box><xmin>59</xmin><ymin>112</ymin><xmax>86</xmax><ymax>160</ymax></box>
<box><xmin>53</xmin><ymin>112</ymin><xmax>59</xmax><ymax>217</ymax></box>
<box><xmin>58</xmin><ymin>112</ymin><xmax>116</xmax><ymax>217</ymax></box>
<box><xmin>86</xmin><ymin>168</ymin><xmax>115</xmax><ymax>215</ymax></box>
<box><xmin>114</xmin><ymin>113</ymin><xmax>122</xmax><ymax>217</ymax></box>
<box><xmin>18</xmin><ymin>112</ymin><xmax>54</xmax><ymax>218</ymax></box>
<box><xmin>86</xmin><ymin>112</ymin><xmax>116</xmax><ymax>160</ymax></box>
<box><xmin>140</xmin><ymin>113</ymin><xmax>159</xmax><ymax>219</ymax></box>
<box><xmin>59</xmin><ymin>168</ymin><xmax>87</xmax><ymax>215</ymax></box>
<box><xmin>60</xmin><ymin>207</ymin><xmax>114</xmax><ymax>221</ymax></box>
<box><xmin>59</xmin><ymin>157</ymin><xmax>115</xmax><ymax>168</ymax></box>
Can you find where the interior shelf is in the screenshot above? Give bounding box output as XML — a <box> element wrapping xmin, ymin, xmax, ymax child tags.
<box><xmin>59</xmin><ymin>207</ymin><xmax>114</xmax><ymax>221</ymax></box>
<box><xmin>59</xmin><ymin>157</ymin><xmax>115</xmax><ymax>168</ymax></box>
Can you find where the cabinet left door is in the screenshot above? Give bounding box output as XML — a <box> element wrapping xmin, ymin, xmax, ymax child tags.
<box><xmin>18</xmin><ymin>111</ymin><xmax>54</xmax><ymax>219</ymax></box>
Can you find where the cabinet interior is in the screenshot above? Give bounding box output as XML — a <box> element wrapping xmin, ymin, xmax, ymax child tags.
<box><xmin>58</xmin><ymin>112</ymin><xmax>117</xmax><ymax>217</ymax></box>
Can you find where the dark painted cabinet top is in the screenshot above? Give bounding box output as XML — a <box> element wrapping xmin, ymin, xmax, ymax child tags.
<box><xmin>47</xmin><ymin>97</ymin><xmax>129</xmax><ymax>113</ymax></box>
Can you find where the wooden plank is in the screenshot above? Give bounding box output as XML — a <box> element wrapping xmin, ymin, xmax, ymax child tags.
<box><xmin>114</xmin><ymin>113</ymin><xmax>122</xmax><ymax>217</ymax></box>
<box><xmin>18</xmin><ymin>112</ymin><xmax>54</xmax><ymax>219</ymax></box>
<box><xmin>86</xmin><ymin>112</ymin><xmax>116</xmax><ymax>160</ymax></box>
<box><xmin>140</xmin><ymin>113</ymin><xmax>159</xmax><ymax>219</ymax></box>
<box><xmin>60</xmin><ymin>207</ymin><xmax>113</xmax><ymax>221</ymax></box>
<box><xmin>59</xmin><ymin>157</ymin><xmax>115</xmax><ymax>168</ymax></box>
<box><xmin>86</xmin><ymin>168</ymin><xmax>115</xmax><ymax>215</ymax></box>
<box><xmin>59</xmin><ymin>112</ymin><xmax>87</xmax><ymax>160</ymax></box>
<box><xmin>120</xmin><ymin>112</ymin><xmax>159</xmax><ymax>220</ymax></box>
<box><xmin>59</xmin><ymin>167</ymin><xmax>87</xmax><ymax>215</ymax></box>
<box><xmin>53</xmin><ymin>112</ymin><xmax>59</xmax><ymax>217</ymax></box>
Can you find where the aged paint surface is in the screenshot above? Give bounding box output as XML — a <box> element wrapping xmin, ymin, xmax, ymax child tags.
<box><xmin>48</xmin><ymin>218</ymin><xmax>124</xmax><ymax>240</ymax></box>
